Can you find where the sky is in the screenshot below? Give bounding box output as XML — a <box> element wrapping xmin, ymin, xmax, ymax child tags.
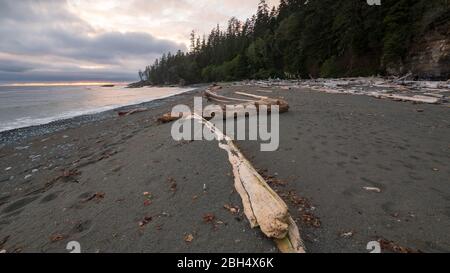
<box><xmin>0</xmin><ymin>0</ymin><xmax>279</xmax><ymax>83</ymax></box>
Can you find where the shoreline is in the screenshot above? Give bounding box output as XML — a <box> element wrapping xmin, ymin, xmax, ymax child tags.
<box><xmin>0</xmin><ymin>85</ymin><xmax>206</xmax><ymax>147</ymax></box>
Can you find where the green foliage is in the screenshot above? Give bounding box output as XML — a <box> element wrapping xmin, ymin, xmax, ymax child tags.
<box><xmin>139</xmin><ymin>0</ymin><xmax>447</xmax><ymax>84</ymax></box>
<box><xmin>320</xmin><ymin>56</ymin><xmax>339</xmax><ymax>78</ymax></box>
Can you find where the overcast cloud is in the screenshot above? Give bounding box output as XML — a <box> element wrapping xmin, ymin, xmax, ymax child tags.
<box><xmin>0</xmin><ymin>0</ymin><xmax>279</xmax><ymax>83</ymax></box>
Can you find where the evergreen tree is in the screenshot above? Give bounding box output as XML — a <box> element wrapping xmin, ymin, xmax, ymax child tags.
<box><xmin>139</xmin><ymin>0</ymin><xmax>448</xmax><ymax>84</ymax></box>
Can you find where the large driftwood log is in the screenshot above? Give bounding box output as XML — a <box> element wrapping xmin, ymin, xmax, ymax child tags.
<box><xmin>189</xmin><ymin>113</ymin><xmax>305</xmax><ymax>253</ymax></box>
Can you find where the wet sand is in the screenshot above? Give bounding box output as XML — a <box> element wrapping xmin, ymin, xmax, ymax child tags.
<box><xmin>0</xmin><ymin>83</ymin><xmax>449</xmax><ymax>253</ymax></box>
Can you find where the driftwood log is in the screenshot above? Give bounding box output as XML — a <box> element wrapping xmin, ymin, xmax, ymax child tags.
<box><xmin>189</xmin><ymin>113</ymin><xmax>305</xmax><ymax>253</ymax></box>
<box><xmin>118</xmin><ymin>107</ymin><xmax>148</xmax><ymax>117</ymax></box>
<box><xmin>158</xmin><ymin>85</ymin><xmax>290</xmax><ymax>123</ymax></box>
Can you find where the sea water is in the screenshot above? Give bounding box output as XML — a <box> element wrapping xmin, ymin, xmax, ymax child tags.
<box><xmin>0</xmin><ymin>83</ymin><xmax>194</xmax><ymax>132</ymax></box>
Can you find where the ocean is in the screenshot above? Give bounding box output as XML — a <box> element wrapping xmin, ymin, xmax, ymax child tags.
<box><xmin>0</xmin><ymin>84</ymin><xmax>194</xmax><ymax>132</ymax></box>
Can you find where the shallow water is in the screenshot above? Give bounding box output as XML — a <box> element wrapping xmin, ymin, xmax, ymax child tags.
<box><xmin>0</xmin><ymin>84</ymin><xmax>194</xmax><ymax>132</ymax></box>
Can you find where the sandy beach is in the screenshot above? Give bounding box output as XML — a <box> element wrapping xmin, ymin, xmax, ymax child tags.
<box><xmin>0</xmin><ymin>83</ymin><xmax>449</xmax><ymax>253</ymax></box>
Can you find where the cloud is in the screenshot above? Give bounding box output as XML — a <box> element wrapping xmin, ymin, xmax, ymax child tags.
<box><xmin>0</xmin><ymin>59</ymin><xmax>34</xmax><ymax>73</ymax></box>
<box><xmin>0</xmin><ymin>0</ymin><xmax>279</xmax><ymax>83</ymax></box>
<box><xmin>0</xmin><ymin>0</ymin><xmax>186</xmax><ymax>82</ymax></box>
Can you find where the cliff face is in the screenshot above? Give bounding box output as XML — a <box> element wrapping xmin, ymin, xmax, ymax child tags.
<box><xmin>406</xmin><ymin>14</ymin><xmax>450</xmax><ymax>80</ymax></box>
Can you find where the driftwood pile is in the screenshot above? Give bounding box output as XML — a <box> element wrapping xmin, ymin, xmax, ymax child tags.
<box><xmin>204</xmin><ymin>85</ymin><xmax>290</xmax><ymax>114</ymax></box>
<box><xmin>158</xmin><ymin>84</ymin><xmax>290</xmax><ymax>123</ymax></box>
<box><xmin>234</xmin><ymin>77</ymin><xmax>449</xmax><ymax>105</ymax></box>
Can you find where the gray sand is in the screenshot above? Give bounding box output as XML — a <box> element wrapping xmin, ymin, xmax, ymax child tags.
<box><xmin>0</xmin><ymin>84</ymin><xmax>449</xmax><ymax>253</ymax></box>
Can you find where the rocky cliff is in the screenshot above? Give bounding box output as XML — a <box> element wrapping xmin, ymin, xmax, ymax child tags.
<box><xmin>407</xmin><ymin>11</ymin><xmax>450</xmax><ymax>80</ymax></box>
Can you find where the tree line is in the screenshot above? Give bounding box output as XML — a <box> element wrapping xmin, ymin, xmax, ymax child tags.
<box><xmin>138</xmin><ymin>0</ymin><xmax>449</xmax><ymax>85</ymax></box>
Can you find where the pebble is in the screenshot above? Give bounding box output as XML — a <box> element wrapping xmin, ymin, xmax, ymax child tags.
<box><xmin>32</xmin><ymin>169</ymin><xmax>39</xmax><ymax>173</ymax></box>
<box><xmin>24</xmin><ymin>174</ymin><xmax>32</xmax><ymax>180</ymax></box>
<box><xmin>5</xmin><ymin>167</ymin><xmax>12</xmax><ymax>171</ymax></box>
<box><xmin>29</xmin><ymin>155</ymin><xmax>41</xmax><ymax>161</ymax></box>
<box><xmin>363</xmin><ymin>186</ymin><xmax>381</xmax><ymax>193</ymax></box>
<box><xmin>15</xmin><ymin>146</ymin><xmax>30</xmax><ymax>150</ymax></box>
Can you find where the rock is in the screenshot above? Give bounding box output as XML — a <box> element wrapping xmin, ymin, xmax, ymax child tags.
<box><xmin>406</xmin><ymin>15</ymin><xmax>450</xmax><ymax>80</ymax></box>
<box><xmin>184</xmin><ymin>234</ymin><xmax>194</xmax><ymax>243</ymax></box>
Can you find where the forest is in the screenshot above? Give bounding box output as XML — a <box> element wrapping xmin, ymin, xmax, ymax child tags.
<box><xmin>137</xmin><ymin>0</ymin><xmax>450</xmax><ymax>85</ymax></box>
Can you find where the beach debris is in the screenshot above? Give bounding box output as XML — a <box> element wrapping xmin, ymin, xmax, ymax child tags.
<box><xmin>258</xmin><ymin>169</ymin><xmax>288</xmax><ymax>187</ymax></box>
<box><xmin>203</xmin><ymin>213</ymin><xmax>215</xmax><ymax>223</ymax></box>
<box><xmin>32</xmin><ymin>169</ymin><xmax>39</xmax><ymax>173</ymax></box>
<box><xmin>50</xmin><ymin>234</ymin><xmax>65</xmax><ymax>243</ymax></box>
<box><xmin>0</xmin><ymin>250</ymin><xmax>6</xmax><ymax>254</ymax></box>
<box><xmin>363</xmin><ymin>186</ymin><xmax>382</xmax><ymax>193</ymax></box>
<box><xmin>142</xmin><ymin>190</ymin><xmax>152</xmax><ymax>206</ymax></box>
<box><xmin>158</xmin><ymin>112</ymin><xmax>183</xmax><ymax>123</ymax></box>
<box><xmin>0</xmin><ymin>236</ymin><xmax>9</xmax><ymax>249</ymax></box>
<box><xmin>203</xmin><ymin>184</ymin><xmax>207</xmax><ymax>192</ymax></box>
<box><xmin>4</xmin><ymin>167</ymin><xmax>12</xmax><ymax>171</ymax></box>
<box><xmin>248</xmin><ymin>77</ymin><xmax>448</xmax><ymax>105</ymax></box>
<box><xmin>340</xmin><ymin>231</ymin><xmax>355</xmax><ymax>238</ymax></box>
<box><xmin>416</xmin><ymin>109</ymin><xmax>425</xmax><ymax>112</ymax></box>
<box><xmin>160</xmin><ymin>212</ymin><xmax>170</xmax><ymax>217</ymax></box>
<box><xmin>24</xmin><ymin>174</ymin><xmax>32</xmax><ymax>180</ymax></box>
<box><xmin>374</xmin><ymin>94</ymin><xmax>441</xmax><ymax>104</ymax></box>
<box><xmin>53</xmin><ymin>168</ymin><xmax>82</xmax><ymax>183</ymax></box>
<box><xmin>188</xmin><ymin>113</ymin><xmax>305</xmax><ymax>253</ymax></box>
<box><xmin>83</xmin><ymin>192</ymin><xmax>105</xmax><ymax>203</ymax></box>
<box><xmin>204</xmin><ymin>88</ymin><xmax>290</xmax><ymax>114</ymax></box>
<box><xmin>118</xmin><ymin>107</ymin><xmax>148</xmax><ymax>117</ymax></box>
<box><xmin>63</xmin><ymin>169</ymin><xmax>81</xmax><ymax>178</ymax></box>
<box><xmin>274</xmin><ymin>188</ymin><xmax>321</xmax><ymax>230</ymax></box>
<box><xmin>168</xmin><ymin>177</ymin><xmax>177</xmax><ymax>192</ymax></box>
<box><xmin>224</xmin><ymin>204</ymin><xmax>240</xmax><ymax>214</ymax></box>
<box><xmin>15</xmin><ymin>146</ymin><xmax>30</xmax><ymax>150</ymax></box>
<box><xmin>157</xmin><ymin>84</ymin><xmax>290</xmax><ymax>123</ymax></box>
<box><xmin>139</xmin><ymin>216</ymin><xmax>153</xmax><ymax>227</ymax></box>
<box><xmin>184</xmin><ymin>233</ymin><xmax>194</xmax><ymax>243</ymax></box>
<box><xmin>301</xmin><ymin>212</ymin><xmax>321</xmax><ymax>228</ymax></box>
<box><xmin>378</xmin><ymin>238</ymin><xmax>421</xmax><ymax>253</ymax></box>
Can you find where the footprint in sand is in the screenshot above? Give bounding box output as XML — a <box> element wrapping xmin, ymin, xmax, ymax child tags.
<box><xmin>2</xmin><ymin>195</ymin><xmax>40</xmax><ymax>214</ymax></box>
